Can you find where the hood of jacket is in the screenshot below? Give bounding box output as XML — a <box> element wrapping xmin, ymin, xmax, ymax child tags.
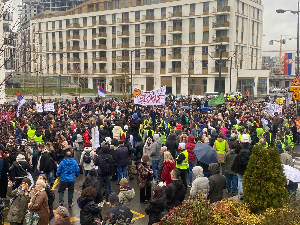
<box><xmin>41</xmin><ymin>149</ymin><xmax>50</xmax><ymax>154</ymax></box>
<box><xmin>77</xmin><ymin>196</ymin><xmax>94</xmax><ymax>209</ymax></box>
<box><xmin>153</xmin><ymin>134</ymin><xmax>161</xmax><ymax>143</ymax></box>
<box><xmin>193</xmin><ymin>166</ymin><xmax>204</xmax><ymax>178</ymax></box>
<box><xmin>187</xmin><ymin>135</ymin><xmax>195</xmax><ymax>144</ymax></box>
<box><xmin>16</xmin><ymin>154</ymin><xmax>26</xmax><ymax>161</ymax></box>
<box><xmin>119</xmin><ymin>188</ymin><xmax>135</xmax><ymax>200</ymax></box>
<box><xmin>172</xmin><ymin>179</ymin><xmax>184</xmax><ymax>188</ymax></box>
<box><xmin>167</xmin><ymin>133</ymin><xmax>177</xmax><ymax>142</ymax></box>
<box><xmin>208</xmin><ymin>163</ymin><xmax>220</xmax><ymax>175</ymax></box>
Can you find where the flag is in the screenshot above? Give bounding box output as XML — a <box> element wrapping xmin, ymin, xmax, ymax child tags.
<box><xmin>16</xmin><ymin>91</ymin><xmax>26</xmax><ymax>117</ymax></box>
<box><xmin>284</xmin><ymin>53</ymin><xmax>295</xmax><ymax>75</ymax></box>
<box><xmin>208</xmin><ymin>93</ymin><xmax>225</xmax><ymax>107</ymax></box>
<box><xmin>97</xmin><ymin>84</ymin><xmax>106</xmax><ymax>97</ymax></box>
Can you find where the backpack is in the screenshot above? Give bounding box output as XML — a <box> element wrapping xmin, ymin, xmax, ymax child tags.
<box><xmin>83</xmin><ymin>152</ymin><xmax>92</xmax><ymax>164</ymax></box>
<box><xmin>100</xmin><ymin>157</ymin><xmax>112</xmax><ymax>176</ymax></box>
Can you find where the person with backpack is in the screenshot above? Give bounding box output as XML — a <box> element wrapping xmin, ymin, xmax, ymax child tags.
<box><xmin>9</xmin><ymin>153</ymin><xmax>32</xmax><ymax>189</ymax></box>
<box><xmin>82</xmin><ymin>169</ymin><xmax>102</xmax><ymax>204</ymax></box>
<box><xmin>37</xmin><ymin>144</ymin><xmax>56</xmax><ymax>187</ymax></box>
<box><xmin>73</xmin><ymin>129</ymin><xmax>84</xmax><ymax>170</ymax></box>
<box><xmin>94</xmin><ymin>146</ymin><xmax>114</xmax><ymax>203</ymax></box>
<box><xmin>80</xmin><ymin>143</ymin><xmax>95</xmax><ymax>177</ymax></box>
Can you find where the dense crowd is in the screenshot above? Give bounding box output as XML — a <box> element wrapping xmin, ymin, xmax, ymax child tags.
<box><xmin>0</xmin><ymin>94</ymin><xmax>298</xmax><ymax>225</ymax></box>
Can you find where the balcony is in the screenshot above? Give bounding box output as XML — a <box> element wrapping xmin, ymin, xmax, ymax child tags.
<box><xmin>117</xmin><ymin>56</ymin><xmax>130</xmax><ymax>61</ymax></box>
<box><xmin>93</xmin><ymin>33</ymin><xmax>107</xmax><ymax>39</ymax></box>
<box><xmin>213</xmin><ymin>36</ymin><xmax>229</xmax><ymax>43</ymax></box>
<box><xmin>117</xmin><ymin>68</ymin><xmax>130</xmax><ymax>73</ymax></box>
<box><xmin>168</xmin><ymin>26</ymin><xmax>182</xmax><ymax>33</ymax></box>
<box><xmin>212</xmin><ymin>21</ymin><xmax>230</xmax><ymax>29</ymax></box>
<box><xmin>93</xmin><ymin>57</ymin><xmax>107</xmax><ymax>62</ymax></box>
<box><xmin>93</xmin><ymin>20</ymin><xmax>107</xmax><ymax>26</ymax></box>
<box><xmin>168</xmin><ymin>11</ymin><xmax>182</xmax><ymax>19</ymax></box>
<box><xmin>211</xmin><ymin>67</ymin><xmax>228</xmax><ymax>73</ymax></box>
<box><xmin>168</xmin><ymin>40</ymin><xmax>182</xmax><ymax>46</ymax></box>
<box><xmin>94</xmin><ymin>69</ymin><xmax>107</xmax><ymax>74</ymax></box>
<box><xmin>117</xmin><ymin>30</ymin><xmax>130</xmax><ymax>36</ymax></box>
<box><xmin>67</xmin><ymin>35</ymin><xmax>80</xmax><ymax>41</ymax></box>
<box><xmin>168</xmin><ymin>68</ymin><xmax>181</xmax><ymax>73</ymax></box>
<box><xmin>213</xmin><ymin>6</ymin><xmax>231</xmax><ymax>14</ymax></box>
<box><xmin>69</xmin><ymin>69</ymin><xmax>81</xmax><ymax>74</ymax></box>
<box><xmin>66</xmin><ymin>23</ymin><xmax>81</xmax><ymax>29</ymax></box>
<box><xmin>67</xmin><ymin>46</ymin><xmax>80</xmax><ymax>51</ymax></box>
<box><xmin>141</xmin><ymin>42</ymin><xmax>154</xmax><ymax>47</ymax></box>
<box><xmin>168</xmin><ymin>54</ymin><xmax>181</xmax><ymax>60</ymax></box>
<box><xmin>94</xmin><ymin>45</ymin><xmax>107</xmax><ymax>50</ymax></box>
<box><xmin>68</xmin><ymin>58</ymin><xmax>81</xmax><ymax>63</ymax></box>
<box><xmin>141</xmin><ymin>29</ymin><xmax>154</xmax><ymax>35</ymax></box>
<box><xmin>118</xmin><ymin>43</ymin><xmax>130</xmax><ymax>48</ymax></box>
<box><xmin>141</xmin><ymin>55</ymin><xmax>154</xmax><ymax>60</ymax></box>
<box><xmin>212</xmin><ymin>51</ymin><xmax>229</xmax><ymax>58</ymax></box>
<box><xmin>142</xmin><ymin>15</ymin><xmax>155</xmax><ymax>21</ymax></box>
<box><xmin>141</xmin><ymin>68</ymin><xmax>154</xmax><ymax>73</ymax></box>
<box><xmin>117</xmin><ymin>18</ymin><xmax>130</xmax><ymax>23</ymax></box>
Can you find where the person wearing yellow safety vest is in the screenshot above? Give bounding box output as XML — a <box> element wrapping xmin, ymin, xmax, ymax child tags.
<box><xmin>159</xmin><ymin>128</ymin><xmax>167</xmax><ymax>145</ymax></box>
<box><xmin>286</xmin><ymin>130</ymin><xmax>294</xmax><ymax>149</ymax></box>
<box><xmin>275</xmin><ymin>133</ymin><xmax>285</xmax><ymax>154</ymax></box>
<box><xmin>256</xmin><ymin>126</ymin><xmax>264</xmax><ymax>138</ymax></box>
<box><xmin>142</xmin><ymin>125</ymin><xmax>154</xmax><ymax>143</ymax></box>
<box><xmin>27</xmin><ymin>126</ymin><xmax>36</xmax><ymax>141</ymax></box>
<box><xmin>34</xmin><ymin>130</ymin><xmax>44</xmax><ymax>145</ymax></box>
<box><xmin>227</xmin><ymin>94</ymin><xmax>231</xmax><ymax>101</ymax></box>
<box><xmin>213</xmin><ymin>133</ymin><xmax>230</xmax><ymax>175</ymax></box>
<box><xmin>120</xmin><ymin>125</ymin><xmax>128</xmax><ymax>141</ymax></box>
<box><xmin>176</xmin><ymin>143</ymin><xmax>189</xmax><ymax>191</ymax></box>
<box><xmin>263</xmin><ymin>127</ymin><xmax>273</xmax><ymax>146</ymax></box>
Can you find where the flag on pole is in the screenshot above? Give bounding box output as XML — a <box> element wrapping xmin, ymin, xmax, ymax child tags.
<box><xmin>284</xmin><ymin>53</ymin><xmax>295</xmax><ymax>75</ymax></box>
<box><xmin>16</xmin><ymin>91</ymin><xmax>26</xmax><ymax>117</ymax></box>
<box><xmin>97</xmin><ymin>81</ymin><xmax>106</xmax><ymax>97</ymax></box>
<box><xmin>208</xmin><ymin>93</ymin><xmax>225</xmax><ymax>107</ymax></box>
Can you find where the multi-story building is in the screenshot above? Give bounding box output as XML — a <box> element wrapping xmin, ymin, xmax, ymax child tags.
<box><xmin>0</xmin><ymin>0</ymin><xmax>6</xmax><ymax>103</ymax></box>
<box><xmin>30</xmin><ymin>0</ymin><xmax>270</xmax><ymax>97</ymax></box>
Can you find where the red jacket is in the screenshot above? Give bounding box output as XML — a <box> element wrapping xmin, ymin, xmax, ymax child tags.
<box><xmin>83</xmin><ymin>130</ymin><xmax>90</xmax><ymax>147</ymax></box>
<box><xmin>185</xmin><ymin>135</ymin><xmax>196</xmax><ymax>162</ymax></box>
<box><xmin>161</xmin><ymin>160</ymin><xmax>175</xmax><ymax>186</ymax></box>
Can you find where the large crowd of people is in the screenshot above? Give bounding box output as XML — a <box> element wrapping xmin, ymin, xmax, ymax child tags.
<box><xmin>0</xmin><ymin>93</ymin><xmax>298</xmax><ymax>225</ymax></box>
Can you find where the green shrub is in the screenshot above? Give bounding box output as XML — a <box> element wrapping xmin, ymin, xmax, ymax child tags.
<box><xmin>243</xmin><ymin>145</ymin><xmax>288</xmax><ymax>213</ymax></box>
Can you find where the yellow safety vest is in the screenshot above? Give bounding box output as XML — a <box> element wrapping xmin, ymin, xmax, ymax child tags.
<box><xmin>28</xmin><ymin>129</ymin><xmax>36</xmax><ymax>140</ymax></box>
<box><xmin>176</xmin><ymin>150</ymin><xmax>189</xmax><ymax>169</ymax></box>
<box><xmin>34</xmin><ymin>135</ymin><xmax>43</xmax><ymax>145</ymax></box>
<box><xmin>215</xmin><ymin>140</ymin><xmax>226</xmax><ymax>154</ymax></box>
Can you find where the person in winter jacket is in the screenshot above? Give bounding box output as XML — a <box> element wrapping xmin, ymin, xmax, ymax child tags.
<box><xmin>80</xmin><ymin>143</ymin><xmax>95</xmax><ymax>176</ymax></box>
<box><xmin>158</xmin><ymin>146</ymin><xmax>167</xmax><ymax>175</ymax></box>
<box><xmin>143</xmin><ymin>137</ymin><xmax>153</xmax><ymax>165</ymax></box>
<box><xmin>190</xmin><ymin>166</ymin><xmax>209</xmax><ymax>200</ymax></box>
<box><xmin>225</xmin><ymin>144</ymin><xmax>238</xmax><ymax>195</ymax></box>
<box><xmin>28</xmin><ymin>179</ymin><xmax>50</xmax><ymax>225</ymax></box>
<box><xmin>161</xmin><ymin>151</ymin><xmax>176</xmax><ymax>186</ymax></box>
<box><xmin>150</xmin><ymin>134</ymin><xmax>162</xmax><ymax>180</ymax></box>
<box><xmin>77</xmin><ymin>187</ymin><xmax>102</xmax><ymax>225</ymax></box>
<box><xmin>134</xmin><ymin>135</ymin><xmax>144</xmax><ymax>162</ymax></box>
<box><xmin>115</xmin><ymin>141</ymin><xmax>129</xmax><ymax>184</ymax></box>
<box><xmin>145</xmin><ymin>186</ymin><xmax>167</xmax><ymax>225</ymax></box>
<box><xmin>130</xmin><ymin>113</ymin><xmax>142</xmax><ymax>148</ymax></box>
<box><xmin>103</xmin><ymin>193</ymin><xmax>133</xmax><ymax>225</ymax></box>
<box><xmin>137</xmin><ymin>155</ymin><xmax>152</xmax><ymax>203</ymax></box>
<box><xmin>73</xmin><ymin>130</ymin><xmax>84</xmax><ymax>166</ymax></box>
<box><xmin>7</xmin><ymin>178</ymin><xmax>31</xmax><ymax>225</ymax></box>
<box><xmin>83</xmin><ymin>130</ymin><xmax>90</xmax><ymax>147</ymax></box>
<box><xmin>118</xmin><ymin>178</ymin><xmax>135</xmax><ymax>206</ymax></box>
<box><xmin>10</xmin><ymin>153</ymin><xmax>32</xmax><ymax>188</ymax></box>
<box><xmin>37</xmin><ymin>144</ymin><xmax>56</xmax><ymax>186</ymax></box>
<box><xmin>53</xmin><ymin>206</ymin><xmax>72</xmax><ymax>225</ymax></box>
<box><xmin>82</xmin><ymin>169</ymin><xmax>102</xmax><ymax>203</ymax></box>
<box><xmin>38</xmin><ymin>174</ymin><xmax>55</xmax><ymax>221</ymax></box>
<box><xmin>164</xmin><ymin>168</ymin><xmax>186</xmax><ymax>210</ymax></box>
<box><xmin>165</xmin><ymin>133</ymin><xmax>178</xmax><ymax>159</ymax></box>
<box><xmin>112</xmin><ymin>123</ymin><xmax>123</xmax><ymax>141</ymax></box>
<box><xmin>56</xmin><ymin>151</ymin><xmax>80</xmax><ymax>208</ymax></box>
<box><xmin>208</xmin><ymin>163</ymin><xmax>226</xmax><ymax>203</ymax></box>
<box><xmin>185</xmin><ymin>135</ymin><xmax>196</xmax><ymax>187</ymax></box>
<box><xmin>95</xmin><ymin>146</ymin><xmax>114</xmax><ymax>202</ymax></box>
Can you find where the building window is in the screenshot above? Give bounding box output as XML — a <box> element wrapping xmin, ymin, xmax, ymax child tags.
<box><xmin>112</xmin><ymin>51</ymin><xmax>116</xmax><ymax>58</ymax></box>
<box><xmin>135</xmin><ymin>11</ymin><xmax>140</xmax><ymax>19</ymax></box>
<box><xmin>135</xmin><ymin>62</ymin><xmax>140</xmax><ymax>69</ymax></box>
<box><xmin>161</xmin><ymin>35</ymin><xmax>166</xmax><ymax>43</ymax></box>
<box><xmin>111</xmin><ymin>26</ymin><xmax>116</xmax><ymax>34</ymax></box>
<box><xmin>112</xmin><ymin>63</ymin><xmax>116</xmax><ymax>70</ymax></box>
<box><xmin>135</xmin><ymin>50</ymin><xmax>140</xmax><ymax>57</ymax></box>
<box><xmin>189</xmin><ymin>47</ymin><xmax>195</xmax><ymax>55</ymax></box>
<box><xmin>161</xmin><ymin>48</ymin><xmax>166</xmax><ymax>56</ymax></box>
<box><xmin>59</xmin><ymin>31</ymin><xmax>62</xmax><ymax>38</ymax></box>
<box><xmin>190</xmin><ymin>18</ymin><xmax>195</xmax><ymax>27</ymax></box>
<box><xmin>203</xmin><ymin>31</ymin><xmax>209</xmax><ymax>41</ymax></box>
<box><xmin>189</xmin><ymin>61</ymin><xmax>194</xmax><ymax>69</ymax></box>
<box><xmin>203</xmin><ymin>17</ymin><xmax>209</xmax><ymax>26</ymax></box>
<box><xmin>189</xmin><ymin>33</ymin><xmax>195</xmax><ymax>42</ymax></box>
<box><xmin>135</xmin><ymin>24</ymin><xmax>140</xmax><ymax>32</ymax></box>
<box><xmin>203</xmin><ymin>2</ymin><xmax>209</xmax><ymax>12</ymax></box>
<box><xmin>135</xmin><ymin>37</ymin><xmax>140</xmax><ymax>45</ymax></box>
<box><xmin>161</xmin><ymin>61</ymin><xmax>166</xmax><ymax>69</ymax></box>
<box><xmin>112</xmin><ymin>14</ymin><xmax>116</xmax><ymax>22</ymax></box>
<box><xmin>112</xmin><ymin>38</ymin><xmax>116</xmax><ymax>46</ymax></box>
<box><xmin>161</xmin><ymin>7</ymin><xmax>166</xmax><ymax>17</ymax></box>
<box><xmin>202</xmin><ymin>60</ymin><xmax>208</xmax><ymax>68</ymax></box>
<box><xmin>190</xmin><ymin>4</ymin><xmax>195</xmax><ymax>13</ymax></box>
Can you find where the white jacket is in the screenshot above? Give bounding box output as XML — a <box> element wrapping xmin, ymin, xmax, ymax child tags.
<box><xmin>190</xmin><ymin>166</ymin><xmax>210</xmax><ymax>199</ymax></box>
<box><xmin>80</xmin><ymin>147</ymin><xmax>95</xmax><ymax>171</ymax></box>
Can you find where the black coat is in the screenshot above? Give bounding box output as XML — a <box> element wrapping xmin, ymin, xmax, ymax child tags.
<box><xmin>145</xmin><ymin>195</ymin><xmax>167</xmax><ymax>225</ymax></box>
<box><xmin>208</xmin><ymin>173</ymin><xmax>226</xmax><ymax>203</ymax></box>
<box><xmin>134</xmin><ymin>141</ymin><xmax>144</xmax><ymax>162</ymax></box>
<box><xmin>10</xmin><ymin>160</ymin><xmax>31</xmax><ymax>179</ymax></box>
<box><xmin>77</xmin><ymin>196</ymin><xmax>102</xmax><ymax>225</ymax></box>
<box><xmin>39</xmin><ymin>151</ymin><xmax>56</xmax><ymax>173</ymax></box>
<box><xmin>103</xmin><ymin>204</ymin><xmax>133</xmax><ymax>225</ymax></box>
<box><xmin>165</xmin><ymin>134</ymin><xmax>178</xmax><ymax>159</ymax></box>
<box><xmin>0</xmin><ymin>158</ymin><xmax>9</xmax><ymax>198</ymax></box>
<box><xmin>232</xmin><ymin>148</ymin><xmax>251</xmax><ymax>175</ymax></box>
<box><xmin>82</xmin><ymin>177</ymin><xmax>102</xmax><ymax>203</ymax></box>
<box><xmin>164</xmin><ymin>179</ymin><xmax>185</xmax><ymax>210</ymax></box>
<box><xmin>94</xmin><ymin>153</ymin><xmax>114</xmax><ymax>177</ymax></box>
<box><xmin>130</xmin><ymin>119</ymin><xmax>141</xmax><ymax>137</ymax></box>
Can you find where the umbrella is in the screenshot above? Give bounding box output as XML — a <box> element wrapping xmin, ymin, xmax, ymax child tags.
<box><xmin>181</xmin><ymin>106</ymin><xmax>192</xmax><ymax>110</ymax></box>
<box><xmin>201</xmin><ymin>107</ymin><xmax>212</xmax><ymax>111</ymax></box>
<box><xmin>193</xmin><ymin>143</ymin><xmax>218</xmax><ymax>165</ymax></box>
<box><xmin>282</xmin><ymin>164</ymin><xmax>300</xmax><ymax>183</ymax></box>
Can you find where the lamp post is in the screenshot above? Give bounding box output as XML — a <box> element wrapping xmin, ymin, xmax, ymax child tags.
<box><xmin>276</xmin><ymin>1</ymin><xmax>300</xmax><ymax>77</ymax></box>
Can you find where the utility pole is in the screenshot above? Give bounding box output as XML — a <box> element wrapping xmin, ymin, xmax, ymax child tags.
<box><xmin>218</xmin><ymin>43</ymin><xmax>223</xmax><ymax>94</ymax></box>
<box><xmin>59</xmin><ymin>74</ymin><xmax>62</xmax><ymax>96</ymax></box>
<box><xmin>130</xmin><ymin>50</ymin><xmax>133</xmax><ymax>98</ymax></box>
<box><xmin>297</xmin><ymin>1</ymin><xmax>299</xmax><ymax>77</ymax></box>
<box><xmin>230</xmin><ymin>57</ymin><xmax>233</xmax><ymax>92</ymax></box>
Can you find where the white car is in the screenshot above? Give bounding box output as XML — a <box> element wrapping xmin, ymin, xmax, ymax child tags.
<box><xmin>270</xmin><ymin>88</ymin><xmax>285</xmax><ymax>93</ymax></box>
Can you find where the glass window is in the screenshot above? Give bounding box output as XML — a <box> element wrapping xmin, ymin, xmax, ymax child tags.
<box><xmin>161</xmin><ymin>35</ymin><xmax>166</xmax><ymax>43</ymax></box>
<box><xmin>135</xmin><ymin>62</ymin><xmax>140</xmax><ymax>69</ymax></box>
<box><xmin>135</xmin><ymin>37</ymin><xmax>140</xmax><ymax>45</ymax></box>
<box><xmin>189</xmin><ymin>61</ymin><xmax>194</xmax><ymax>69</ymax></box>
<box><xmin>203</xmin><ymin>31</ymin><xmax>209</xmax><ymax>41</ymax></box>
<box><xmin>190</xmin><ymin>4</ymin><xmax>195</xmax><ymax>13</ymax></box>
<box><xmin>112</xmin><ymin>38</ymin><xmax>116</xmax><ymax>46</ymax></box>
<box><xmin>135</xmin><ymin>24</ymin><xmax>140</xmax><ymax>32</ymax></box>
<box><xmin>161</xmin><ymin>48</ymin><xmax>166</xmax><ymax>56</ymax></box>
<box><xmin>112</xmin><ymin>51</ymin><xmax>116</xmax><ymax>58</ymax></box>
<box><xmin>112</xmin><ymin>14</ymin><xmax>116</xmax><ymax>22</ymax></box>
<box><xmin>161</xmin><ymin>61</ymin><xmax>166</xmax><ymax>69</ymax></box>
<box><xmin>135</xmin><ymin>50</ymin><xmax>140</xmax><ymax>57</ymax></box>
<box><xmin>189</xmin><ymin>47</ymin><xmax>195</xmax><ymax>55</ymax></box>
<box><xmin>203</xmin><ymin>2</ymin><xmax>209</xmax><ymax>12</ymax></box>
<box><xmin>135</xmin><ymin>11</ymin><xmax>140</xmax><ymax>19</ymax></box>
<box><xmin>190</xmin><ymin>18</ymin><xmax>195</xmax><ymax>27</ymax></box>
<box><xmin>203</xmin><ymin>17</ymin><xmax>209</xmax><ymax>26</ymax></box>
<box><xmin>112</xmin><ymin>63</ymin><xmax>116</xmax><ymax>70</ymax></box>
<box><xmin>161</xmin><ymin>7</ymin><xmax>166</xmax><ymax>17</ymax></box>
<box><xmin>112</xmin><ymin>26</ymin><xmax>116</xmax><ymax>34</ymax></box>
<box><xmin>202</xmin><ymin>60</ymin><xmax>208</xmax><ymax>68</ymax></box>
<box><xmin>189</xmin><ymin>33</ymin><xmax>195</xmax><ymax>42</ymax></box>
<box><xmin>161</xmin><ymin>21</ymin><xmax>166</xmax><ymax>30</ymax></box>
<box><xmin>215</xmin><ymin>78</ymin><xmax>225</xmax><ymax>93</ymax></box>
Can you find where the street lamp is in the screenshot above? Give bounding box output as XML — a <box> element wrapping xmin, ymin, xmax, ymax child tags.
<box><xmin>276</xmin><ymin>1</ymin><xmax>300</xmax><ymax>77</ymax></box>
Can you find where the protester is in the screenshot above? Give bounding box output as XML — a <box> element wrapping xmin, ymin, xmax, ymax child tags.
<box><xmin>103</xmin><ymin>193</ymin><xmax>133</xmax><ymax>225</ymax></box>
<box><xmin>208</xmin><ymin>163</ymin><xmax>226</xmax><ymax>203</ymax></box>
<box><xmin>213</xmin><ymin>133</ymin><xmax>230</xmax><ymax>175</ymax></box>
<box><xmin>116</xmin><ymin>141</ymin><xmax>129</xmax><ymax>185</ymax></box>
<box><xmin>0</xmin><ymin>150</ymin><xmax>9</xmax><ymax>198</ymax></box>
<box><xmin>225</xmin><ymin>142</ymin><xmax>238</xmax><ymax>195</ymax></box>
<box><xmin>57</xmin><ymin>151</ymin><xmax>80</xmax><ymax>208</ymax></box>
<box><xmin>80</xmin><ymin>142</ymin><xmax>95</xmax><ymax>176</ymax></box>
<box><xmin>118</xmin><ymin>178</ymin><xmax>135</xmax><ymax>206</ymax></box>
<box><xmin>190</xmin><ymin>166</ymin><xmax>210</xmax><ymax>200</ymax></box>
<box><xmin>38</xmin><ymin>174</ymin><xmax>55</xmax><ymax>221</ymax></box>
<box><xmin>150</xmin><ymin>134</ymin><xmax>162</xmax><ymax>180</ymax></box>
<box><xmin>137</xmin><ymin>155</ymin><xmax>152</xmax><ymax>203</ymax></box>
<box><xmin>53</xmin><ymin>206</ymin><xmax>72</xmax><ymax>225</ymax></box>
<box><xmin>176</xmin><ymin>143</ymin><xmax>189</xmax><ymax>191</ymax></box>
<box><xmin>10</xmin><ymin>153</ymin><xmax>31</xmax><ymax>188</ymax></box>
<box><xmin>82</xmin><ymin>168</ymin><xmax>102</xmax><ymax>203</ymax></box>
<box><xmin>161</xmin><ymin>151</ymin><xmax>176</xmax><ymax>186</ymax></box>
<box><xmin>185</xmin><ymin>135</ymin><xmax>196</xmax><ymax>187</ymax></box>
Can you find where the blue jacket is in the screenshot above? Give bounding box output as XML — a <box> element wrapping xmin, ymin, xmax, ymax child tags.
<box><xmin>56</xmin><ymin>158</ymin><xmax>80</xmax><ymax>182</ymax></box>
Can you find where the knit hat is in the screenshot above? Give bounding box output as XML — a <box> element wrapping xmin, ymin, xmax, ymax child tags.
<box><xmin>241</xmin><ymin>134</ymin><xmax>250</xmax><ymax>143</ymax></box>
<box><xmin>36</xmin><ymin>179</ymin><xmax>46</xmax><ymax>188</ymax></box>
<box><xmin>89</xmin><ymin>168</ymin><xmax>98</xmax><ymax>177</ymax></box>
<box><xmin>22</xmin><ymin>178</ymin><xmax>32</xmax><ymax>186</ymax></box>
<box><xmin>120</xmin><ymin>178</ymin><xmax>128</xmax><ymax>187</ymax></box>
<box><xmin>54</xmin><ymin>206</ymin><xmax>69</xmax><ymax>218</ymax></box>
<box><xmin>108</xmin><ymin>193</ymin><xmax>119</xmax><ymax>204</ymax></box>
<box><xmin>179</xmin><ymin>143</ymin><xmax>185</xmax><ymax>150</ymax></box>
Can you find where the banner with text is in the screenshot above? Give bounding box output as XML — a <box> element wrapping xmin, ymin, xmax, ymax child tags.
<box><xmin>265</xmin><ymin>103</ymin><xmax>283</xmax><ymax>117</ymax></box>
<box><xmin>44</xmin><ymin>103</ymin><xmax>55</xmax><ymax>112</ymax></box>
<box><xmin>134</xmin><ymin>86</ymin><xmax>166</xmax><ymax>106</ymax></box>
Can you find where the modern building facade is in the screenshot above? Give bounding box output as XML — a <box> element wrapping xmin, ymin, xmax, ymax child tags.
<box><xmin>30</xmin><ymin>0</ymin><xmax>269</xmax><ymax>96</ymax></box>
<box><xmin>0</xmin><ymin>0</ymin><xmax>7</xmax><ymax>103</ymax></box>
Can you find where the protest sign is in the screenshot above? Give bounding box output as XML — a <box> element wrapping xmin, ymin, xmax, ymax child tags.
<box><xmin>36</xmin><ymin>104</ymin><xmax>43</xmax><ymax>113</ymax></box>
<box><xmin>134</xmin><ymin>86</ymin><xmax>166</xmax><ymax>106</ymax></box>
<box><xmin>44</xmin><ymin>103</ymin><xmax>55</xmax><ymax>112</ymax></box>
<box><xmin>265</xmin><ymin>103</ymin><xmax>283</xmax><ymax>117</ymax></box>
